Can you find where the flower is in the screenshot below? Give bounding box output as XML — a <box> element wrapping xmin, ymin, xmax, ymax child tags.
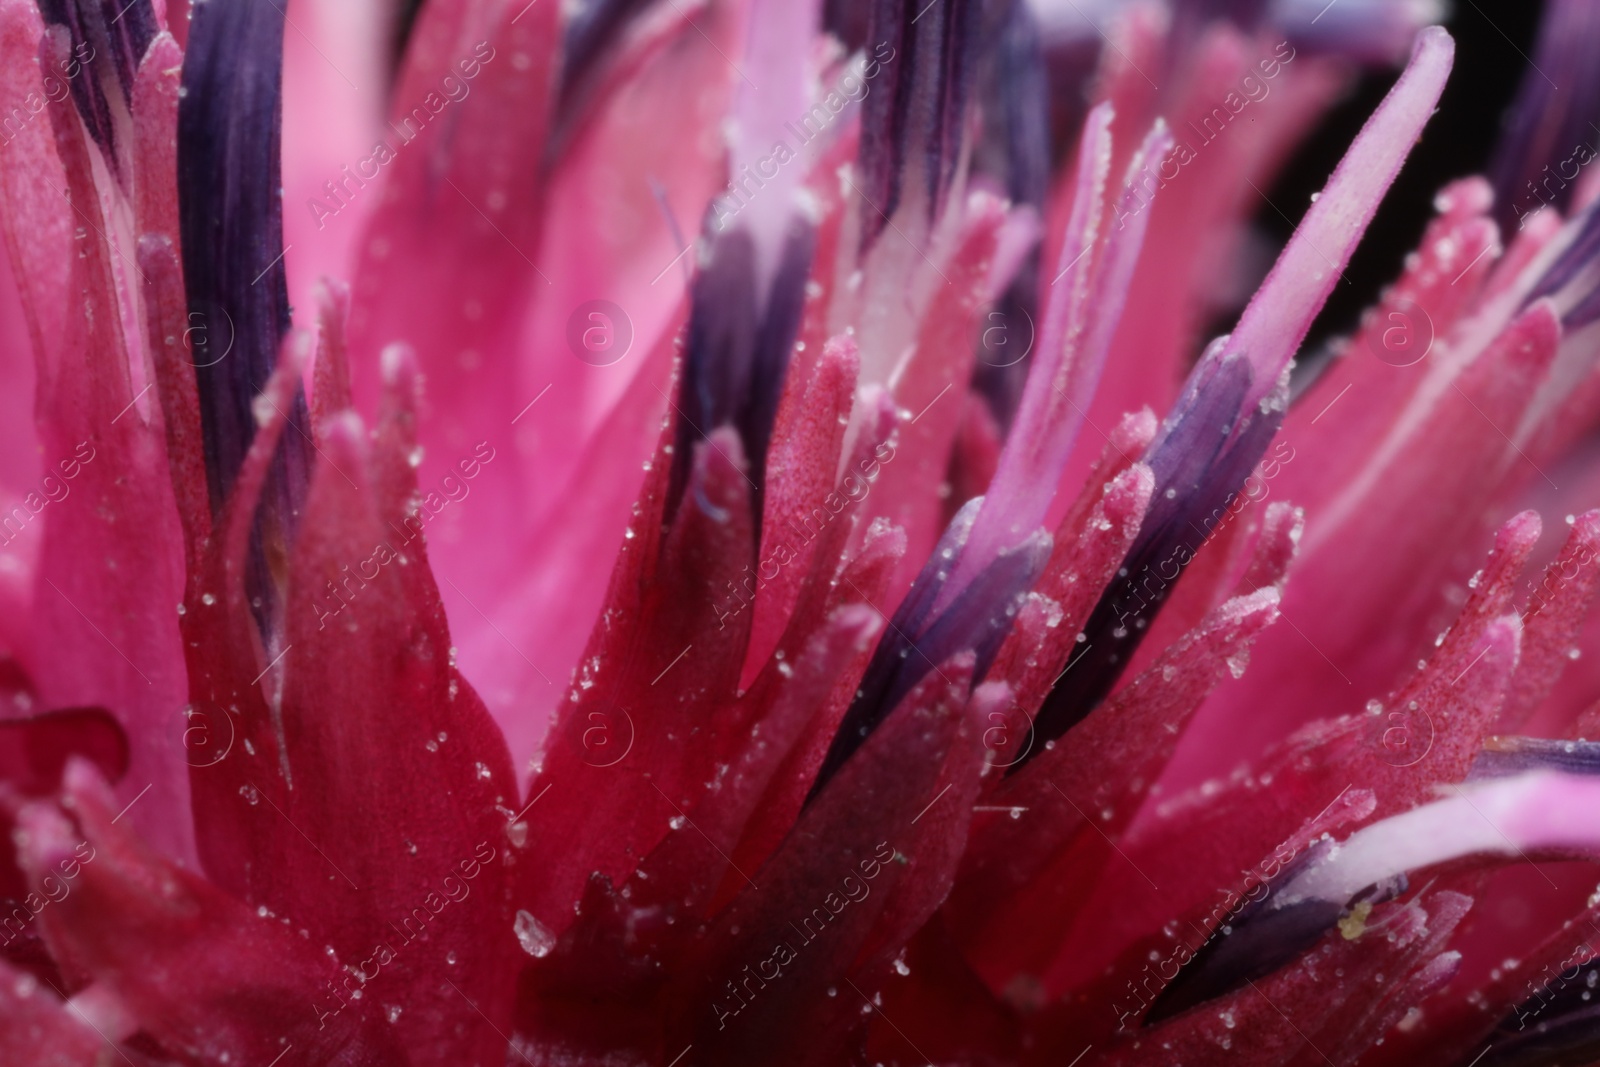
<box><xmin>4</xmin><ymin>0</ymin><xmax>1600</xmax><ymax>1065</ymax></box>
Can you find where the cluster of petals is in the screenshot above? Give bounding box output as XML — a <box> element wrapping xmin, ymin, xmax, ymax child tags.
<box><xmin>7</xmin><ymin>1</ymin><xmax>1600</xmax><ymax>1066</ymax></box>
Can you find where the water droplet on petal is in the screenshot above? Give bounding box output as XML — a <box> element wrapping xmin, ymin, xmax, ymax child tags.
<box><xmin>515</xmin><ymin>909</ymin><xmax>554</xmax><ymax>958</ymax></box>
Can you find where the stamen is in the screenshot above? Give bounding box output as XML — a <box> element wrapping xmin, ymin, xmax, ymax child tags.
<box><xmin>1146</xmin><ymin>837</ymin><xmax>1408</xmax><ymax>1024</ymax></box>
<box><xmin>1151</xmin><ymin>759</ymin><xmax>1600</xmax><ymax>1024</ymax></box>
<box><xmin>1269</xmin><ymin>769</ymin><xmax>1600</xmax><ymax>916</ymax></box>
<box><xmin>1227</xmin><ymin>25</ymin><xmax>1453</xmax><ymax>408</ymax></box>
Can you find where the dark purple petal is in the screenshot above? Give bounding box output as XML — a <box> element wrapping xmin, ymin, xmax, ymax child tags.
<box><xmin>34</xmin><ymin>0</ymin><xmax>155</xmax><ymax>168</ymax></box>
<box><xmin>1470</xmin><ymin>736</ymin><xmax>1600</xmax><ymax>781</ymax></box>
<box><xmin>858</xmin><ymin>0</ymin><xmax>983</xmax><ymax>250</ymax></box>
<box><xmin>1477</xmin><ymin>957</ymin><xmax>1600</xmax><ymax>1067</ymax></box>
<box><xmin>670</xmin><ymin>217</ymin><xmax>816</xmax><ymax>524</ymax></box>
<box><xmin>823</xmin><ymin>0</ymin><xmax>869</xmax><ymax>51</ymax></box>
<box><xmin>971</xmin><ymin>0</ymin><xmax>1048</xmax><ymax>429</ymax></box>
<box><xmin>810</xmin><ymin>516</ymin><xmax>1050</xmax><ymax>797</ymax></box>
<box><xmin>558</xmin><ymin>0</ymin><xmax>655</xmax><ymax>106</ymax></box>
<box><xmin>179</xmin><ymin>0</ymin><xmax>306</xmax><ymax>509</ymax></box>
<box><xmin>1028</xmin><ymin>346</ymin><xmax>1283</xmax><ymax>753</ymax></box>
<box><xmin>178</xmin><ymin>0</ymin><xmax>310</xmax><ymax>631</ymax></box>
<box><xmin>1145</xmin><ymin>840</ymin><xmax>1407</xmax><ymax>1025</ymax></box>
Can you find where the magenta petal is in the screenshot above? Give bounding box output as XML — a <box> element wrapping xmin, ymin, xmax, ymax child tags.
<box><xmin>1503</xmin><ymin>509</ymin><xmax>1600</xmax><ymax>731</ymax></box>
<box><xmin>0</xmin><ymin>957</ymin><xmax>102</xmax><ymax>1067</ymax></box>
<box><xmin>176</xmin><ymin>353</ymin><xmax>520</xmax><ymax>1066</ymax></box>
<box><xmin>749</xmin><ymin>335</ymin><xmax>861</xmax><ymax>675</ymax></box>
<box><xmin>518</xmin><ymin>427</ymin><xmax>755</xmax><ymax>939</ymax></box>
<box><xmin>0</xmin><ymin>0</ymin><xmax>192</xmax><ymax>865</ymax></box>
<box><xmin>948</xmin><ymin>585</ymin><xmax>1282</xmax><ymax>1001</ymax></box>
<box><xmin>0</xmin><ymin>709</ymin><xmax>127</xmax><ymax>798</ymax></box>
<box><xmin>680</xmin><ymin>655</ymin><xmax>979</xmax><ymax>1067</ymax></box>
<box><xmin>17</xmin><ymin>760</ymin><xmax>407</xmax><ymax>1065</ymax></box>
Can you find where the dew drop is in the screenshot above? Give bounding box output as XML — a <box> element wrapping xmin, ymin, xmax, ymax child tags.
<box><xmin>1222</xmin><ymin>646</ymin><xmax>1248</xmax><ymax>681</ymax></box>
<box><xmin>239</xmin><ymin>784</ymin><xmax>260</xmax><ymax>805</ymax></box>
<box><xmin>515</xmin><ymin>909</ymin><xmax>555</xmax><ymax>958</ymax></box>
<box><xmin>201</xmin><ymin>593</ymin><xmax>216</xmax><ymax>606</ymax></box>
